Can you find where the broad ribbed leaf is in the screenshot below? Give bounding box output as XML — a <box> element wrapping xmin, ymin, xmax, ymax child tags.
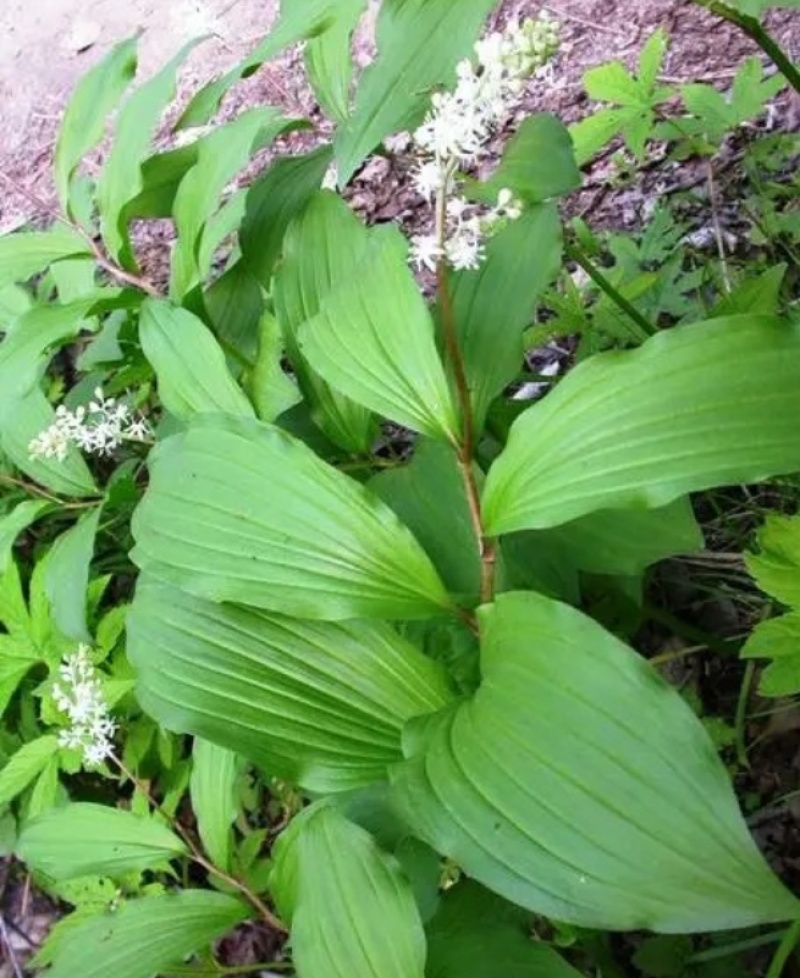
<box><xmin>271</xmin><ymin>802</ymin><xmax>426</xmax><ymax>978</ymax></box>
<box><xmin>391</xmin><ymin>591</ymin><xmax>799</xmax><ymax>932</ymax></box>
<box><xmin>483</xmin><ymin>316</ymin><xmax>800</xmax><ymax>534</ymax></box>
<box><xmin>170</xmin><ymin>107</ymin><xmax>286</xmax><ymax>298</ymax></box>
<box><xmin>426</xmin><ymin>881</ymin><xmax>583</xmax><ymax>978</ymax></box>
<box><xmin>203</xmin><ymin>259</ymin><xmax>265</xmax><ymax>363</ymax></box>
<box><xmin>447</xmin><ymin>204</ymin><xmax>562</xmax><ymax>432</ymax></box>
<box><xmin>370</xmin><ymin>440</ymin><xmax>480</xmax><ymax>600</ymax></box>
<box><xmin>334</xmin><ymin>0</ymin><xmax>497</xmax><ymax>185</ymax></box>
<box><xmin>139</xmin><ymin>300</ymin><xmax>254</xmax><ymax>419</ymax></box>
<box><xmin>18</xmin><ymin>802</ymin><xmax>186</xmax><ymax>879</ymax></box>
<box><xmin>469</xmin><ymin>115</ymin><xmax>581</xmax><ymax>205</ymax></box>
<box><xmin>131</xmin><ymin>414</ymin><xmax>451</xmax><ymax>619</ymax></box>
<box><xmin>240</xmin><ymin>147</ymin><xmax>333</xmax><ymax>288</ymax></box>
<box><xmin>33</xmin><ymin>890</ymin><xmax>248</xmax><ymax>978</ymax></box>
<box><xmin>273</xmin><ymin>191</ymin><xmax>375</xmax><ymax>453</ymax></box>
<box><xmin>299</xmin><ymin>226</ymin><xmax>460</xmax><ymax>441</ymax></box>
<box><xmin>191</xmin><ymin>739</ymin><xmax>239</xmax><ymax>870</ymax></box>
<box><xmin>0</xmin><ymin>229</ymin><xmax>90</xmax><ymax>288</ymax></box>
<box><xmin>54</xmin><ymin>37</ymin><xmax>138</xmax><ymax>215</ymax></box>
<box><xmin>0</xmin><ymin>388</ymin><xmax>98</xmax><ymax>498</ymax></box>
<box><xmin>43</xmin><ymin>506</ymin><xmax>101</xmax><ymax>643</ymax></box>
<box><xmin>0</xmin><ymin>736</ymin><xmax>60</xmax><ymax>810</ymax></box>
<box><xmin>128</xmin><ymin>578</ymin><xmax>454</xmax><ymax>793</ymax></box>
<box><xmin>97</xmin><ymin>40</ymin><xmax>200</xmax><ymax>265</ymax></box>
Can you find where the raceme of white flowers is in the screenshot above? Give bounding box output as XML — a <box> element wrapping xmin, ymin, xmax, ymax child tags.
<box><xmin>28</xmin><ymin>388</ymin><xmax>151</xmax><ymax>463</ymax></box>
<box><xmin>53</xmin><ymin>645</ymin><xmax>116</xmax><ymax>768</ymax></box>
<box><xmin>409</xmin><ymin>13</ymin><xmax>560</xmax><ymax>272</ymax></box>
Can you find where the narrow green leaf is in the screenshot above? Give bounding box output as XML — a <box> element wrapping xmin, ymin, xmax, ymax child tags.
<box><xmin>483</xmin><ymin>316</ymin><xmax>800</xmax><ymax>534</ymax></box>
<box><xmin>447</xmin><ymin>204</ymin><xmax>562</xmax><ymax>431</ymax></box>
<box><xmin>139</xmin><ymin>300</ymin><xmax>254</xmax><ymax>419</ymax></box>
<box><xmin>170</xmin><ymin>107</ymin><xmax>286</xmax><ymax>298</ymax></box>
<box><xmin>306</xmin><ymin>12</ymin><xmax>361</xmax><ymax>123</ymax></box>
<box><xmin>469</xmin><ymin>115</ymin><xmax>581</xmax><ymax>205</ymax></box>
<box><xmin>0</xmin><ymin>736</ymin><xmax>60</xmax><ymax>810</ymax></box>
<box><xmin>44</xmin><ymin>507</ymin><xmax>102</xmax><ymax>643</ymax></box>
<box><xmin>177</xmin><ymin>0</ymin><xmax>360</xmax><ymax>128</ymax></box>
<box><xmin>54</xmin><ymin>37</ymin><xmax>138</xmax><ymax>215</ymax></box>
<box><xmin>370</xmin><ymin>440</ymin><xmax>480</xmax><ymax>600</ymax></box>
<box><xmin>97</xmin><ymin>40</ymin><xmax>201</xmax><ymax>265</ymax></box>
<box><xmin>334</xmin><ymin>0</ymin><xmax>497</xmax><ymax>185</ymax></box>
<box><xmin>247</xmin><ymin>311</ymin><xmax>301</xmax><ymax>422</ymax></box>
<box><xmin>0</xmin><ymin>229</ymin><xmax>90</xmax><ymax>288</ymax></box>
<box><xmin>203</xmin><ymin>259</ymin><xmax>264</xmax><ymax>364</ymax></box>
<box><xmin>191</xmin><ymin>739</ymin><xmax>239</xmax><ymax>871</ymax></box>
<box><xmin>299</xmin><ymin>226</ymin><xmax>460</xmax><ymax>442</ymax></box>
<box><xmin>391</xmin><ymin>591</ymin><xmax>799</xmax><ymax>932</ymax></box>
<box><xmin>18</xmin><ymin>802</ymin><xmax>186</xmax><ymax>879</ymax></box>
<box><xmin>273</xmin><ymin>191</ymin><xmax>376</xmax><ymax>453</ymax></box>
<box><xmin>120</xmin><ymin>143</ymin><xmax>200</xmax><ymax>222</ymax></box>
<box><xmin>426</xmin><ymin>880</ymin><xmax>583</xmax><ymax>978</ymax></box>
<box><xmin>0</xmin><ymin>388</ymin><xmax>98</xmax><ymax>498</ymax></box>
<box><xmin>271</xmin><ymin>802</ymin><xmax>426</xmax><ymax>978</ymax></box>
<box><xmin>0</xmin><ymin>500</ymin><xmax>52</xmax><ymax>574</ymax></box>
<box><xmin>240</xmin><ymin>146</ymin><xmax>333</xmax><ymax>288</ymax></box>
<box><xmin>33</xmin><ymin>890</ymin><xmax>248</xmax><ymax>978</ymax></box>
<box><xmin>128</xmin><ymin>578</ymin><xmax>454</xmax><ymax>793</ymax></box>
<box><xmin>131</xmin><ymin>414</ymin><xmax>452</xmax><ymax>620</ymax></box>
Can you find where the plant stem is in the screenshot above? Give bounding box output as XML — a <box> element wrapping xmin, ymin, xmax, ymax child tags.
<box><xmin>0</xmin><ymin>170</ymin><xmax>160</xmax><ymax>297</ymax></box>
<box><xmin>563</xmin><ymin>240</ymin><xmax>655</xmax><ymax>342</ymax></box>
<box><xmin>766</xmin><ymin>919</ymin><xmax>800</xmax><ymax>978</ymax></box>
<box><xmin>0</xmin><ymin>473</ymin><xmax>102</xmax><ymax>509</ymax></box>
<box><xmin>110</xmin><ymin>755</ymin><xmax>287</xmax><ymax>934</ymax></box>
<box><xmin>687</xmin><ymin>928</ymin><xmax>787</xmax><ymax>964</ymax></box>
<box><xmin>692</xmin><ymin>0</ymin><xmax>800</xmax><ymax>96</ymax></box>
<box><xmin>434</xmin><ymin>196</ymin><xmax>497</xmax><ymax>604</ymax></box>
<box><xmin>734</xmin><ymin>659</ymin><xmax>756</xmax><ymax>770</ymax></box>
<box><xmin>706</xmin><ymin>161</ymin><xmax>731</xmax><ymax>294</ymax></box>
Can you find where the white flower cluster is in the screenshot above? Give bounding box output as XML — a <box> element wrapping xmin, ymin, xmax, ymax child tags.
<box><xmin>28</xmin><ymin>388</ymin><xmax>151</xmax><ymax>463</ymax></box>
<box><xmin>53</xmin><ymin>645</ymin><xmax>116</xmax><ymax>768</ymax></box>
<box><xmin>409</xmin><ymin>13</ymin><xmax>560</xmax><ymax>272</ymax></box>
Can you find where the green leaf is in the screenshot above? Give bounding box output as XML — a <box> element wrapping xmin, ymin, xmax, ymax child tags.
<box><xmin>633</xmin><ymin>936</ymin><xmax>693</xmax><ymax>978</ymax></box>
<box><xmin>391</xmin><ymin>591</ymin><xmax>799</xmax><ymax>932</ymax></box>
<box><xmin>247</xmin><ymin>311</ymin><xmax>301</xmax><ymax>422</ymax></box>
<box><xmin>743</xmin><ymin>613</ymin><xmax>800</xmax><ymax>697</ymax></box>
<box><xmin>0</xmin><ymin>229</ymin><xmax>91</xmax><ymax>288</ymax></box>
<box><xmin>128</xmin><ymin>578</ymin><xmax>454</xmax><ymax>793</ymax></box>
<box><xmin>240</xmin><ymin>146</ymin><xmax>334</xmax><ymax>288</ymax></box>
<box><xmin>0</xmin><ymin>500</ymin><xmax>51</xmax><ymax>574</ymax></box>
<box><xmin>271</xmin><ymin>802</ymin><xmax>426</xmax><ymax>978</ymax></box>
<box><xmin>190</xmin><ymin>739</ymin><xmax>239</xmax><ymax>871</ymax></box>
<box><xmin>299</xmin><ymin>226</ymin><xmax>460</xmax><ymax>441</ymax></box>
<box><xmin>0</xmin><ymin>736</ymin><xmax>60</xmax><ymax>810</ymax></box>
<box><xmin>426</xmin><ymin>880</ymin><xmax>583</xmax><ymax>978</ymax></box>
<box><xmin>305</xmin><ymin>0</ymin><xmax>367</xmax><ymax>122</ymax></box>
<box><xmin>170</xmin><ymin>107</ymin><xmax>287</xmax><ymax>298</ymax></box>
<box><xmin>469</xmin><ymin>115</ymin><xmax>581</xmax><ymax>205</ymax></box>
<box><xmin>447</xmin><ymin>204</ymin><xmax>562</xmax><ymax>431</ymax></box>
<box><xmin>483</xmin><ymin>315</ymin><xmax>800</xmax><ymax>535</ymax></box>
<box><xmin>203</xmin><ymin>259</ymin><xmax>264</xmax><ymax>364</ymax></box>
<box><xmin>370</xmin><ymin>440</ymin><xmax>480</xmax><ymax>600</ymax></box>
<box><xmin>33</xmin><ymin>890</ymin><xmax>248</xmax><ymax>978</ymax></box>
<box><xmin>0</xmin><ymin>387</ymin><xmax>98</xmax><ymax>498</ymax></box>
<box><xmin>44</xmin><ymin>507</ymin><xmax>102</xmax><ymax>643</ymax></box>
<box><xmin>584</xmin><ymin>61</ymin><xmax>643</xmax><ymax>105</ymax></box>
<box><xmin>0</xmin><ymin>641</ymin><xmax>40</xmax><ymax>717</ymax></box>
<box><xmin>273</xmin><ymin>190</ymin><xmax>376</xmax><ymax>454</ymax></box>
<box><xmin>334</xmin><ymin>0</ymin><xmax>497</xmax><ymax>185</ymax></box>
<box><xmin>638</xmin><ymin>28</ymin><xmax>669</xmax><ymax>92</ymax></box>
<box><xmin>54</xmin><ymin>37</ymin><xmax>138</xmax><ymax>215</ymax></box>
<box><xmin>177</xmin><ymin>0</ymin><xmax>361</xmax><ymax>128</ymax></box>
<box><xmin>0</xmin><ymin>296</ymin><xmax>105</xmax><ymax>415</ymax></box>
<box><xmin>97</xmin><ymin>40</ymin><xmax>201</xmax><ymax>265</ymax></box>
<box><xmin>132</xmin><ymin>414</ymin><xmax>452</xmax><ymax>619</ymax></box>
<box><xmin>120</xmin><ymin>143</ymin><xmax>200</xmax><ymax>222</ymax></box>
<box><xmin>139</xmin><ymin>299</ymin><xmax>255</xmax><ymax>419</ymax></box>
<box><xmin>569</xmin><ymin>108</ymin><xmax>635</xmax><ymax>167</ymax></box>
<box><xmin>746</xmin><ymin>513</ymin><xmax>800</xmax><ymax>607</ymax></box>
<box><xmin>711</xmin><ymin>264</ymin><xmax>787</xmax><ymax>318</ymax></box>
<box><xmin>18</xmin><ymin>802</ymin><xmax>186</xmax><ymax>879</ymax></box>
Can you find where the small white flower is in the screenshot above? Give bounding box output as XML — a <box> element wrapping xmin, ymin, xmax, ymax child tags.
<box><xmin>53</xmin><ymin>645</ymin><xmax>115</xmax><ymax>769</ymax></box>
<box><xmin>446</xmin><ymin>222</ymin><xmax>485</xmax><ymax>271</ymax></box>
<box><xmin>410</xmin><ymin>234</ymin><xmax>444</xmax><ymax>272</ymax></box>
<box><xmin>412</xmin><ymin>160</ymin><xmax>447</xmax><ymax>200</ymax></box>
